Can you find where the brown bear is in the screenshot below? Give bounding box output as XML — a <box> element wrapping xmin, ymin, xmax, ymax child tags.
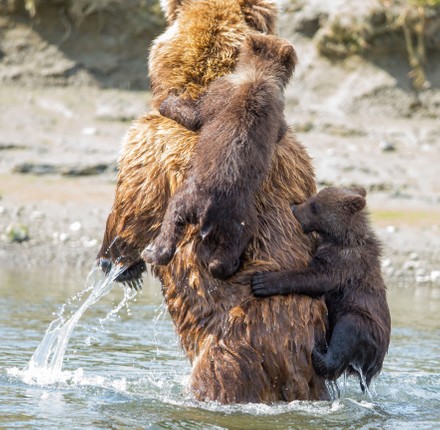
<box><xmin>252</xmin><ymin>187</ymin><xmax>391</xmax><ymax>390</ymax></box>
<box><xmin>142</xmin><ymin>33</ymin><xmax>297</xmax><ymax>280</ymax></box>
<box><xmin>97</xmin><ymin>0</ymin><xmax>329</xmax><ymax>403</ymax></box>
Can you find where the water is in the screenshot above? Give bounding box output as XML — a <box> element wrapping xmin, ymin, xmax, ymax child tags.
<box><xmin>23</xmin><ymin>264</ymin><xmax>131</xmax><ymax>379</ymax></box>
<box><xmin>1</xmin><ymin>269</ymin><xmax>439</xmax><ymax>429</ymax></box>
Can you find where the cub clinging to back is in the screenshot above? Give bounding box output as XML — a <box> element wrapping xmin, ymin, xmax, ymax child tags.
<box><xmin>143</xmin><ymin>33</ymin><xmax>297</xmax><ymax>279</ymax></box>
<box><xmin>252</xmin><ymin>186</ymin><xmax>391</xmax><ymax>389</ymax></box>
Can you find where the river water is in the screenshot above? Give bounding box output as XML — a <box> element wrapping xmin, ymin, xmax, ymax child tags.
<box><xmin>0</xmin><ymin>268</ymin><xmax>439</xmax><ymax>429</ymax></box>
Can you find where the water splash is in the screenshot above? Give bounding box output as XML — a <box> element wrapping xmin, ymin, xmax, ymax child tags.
<box><xmin>350</xmin><ymin>363</ymin><xmax>374</xmax><ymax>400</ymax></box>
<box><xmin>325</xmin><ymin>379</ymin><xmax>341</xmax><ymax>401</ymax></box>
<box><xmin>22</xmin><ymin>262</ymin><xmax>132</xmax><ymax>382</ymax></box>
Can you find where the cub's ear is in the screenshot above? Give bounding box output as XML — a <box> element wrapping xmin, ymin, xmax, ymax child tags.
<box><xmin>160</xmin><ymin>0</ymin><xmax>184</xmax><ymax>24</ymax></box>
<box><xmin>246</xmin><ymin>32</ymin><xmax>268</xmax><ymax>55</ymax></box>
<box><xmin>280</xmin><ymin>42</ymin><xmax>297</xmax><ymax>74</ymax></box>
<box><xmin>343</xmin><ymin>195</ymin><xmax>366</xmax><ymax>214</ymax></box>
<box><xmin>239</xmin><ymin>0</ymin><xmax>278</xmax><ymax>34</ymax></box>
<box><xmin>348</xmin><ymin>186</ymin><xmax>367</xmax><ymax>198</ymax></box>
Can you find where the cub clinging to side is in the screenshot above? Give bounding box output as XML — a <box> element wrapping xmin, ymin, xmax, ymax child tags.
<box><xmin>252</xmin><ymin>186</ymin><xmax>391</xmax><ymax>389</ymax></box>
<box><xmin>142</xmin><ymin>33</ymin><xmax>297</xmax><ymax>280</ymax></box>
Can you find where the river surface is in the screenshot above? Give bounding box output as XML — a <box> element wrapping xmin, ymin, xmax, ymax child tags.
<box><xmin>0</xmin><ymin>268</ymin><xmax>439</xmax><ymax>429</ymax></box>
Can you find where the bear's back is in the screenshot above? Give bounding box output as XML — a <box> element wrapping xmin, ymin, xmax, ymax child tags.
<box><xmin>149</xmin><ymin>0</ymin><xmax>248</xmax><ymax>109</ymax></box>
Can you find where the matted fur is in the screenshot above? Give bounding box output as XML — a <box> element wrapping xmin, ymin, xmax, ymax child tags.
<box><xmin>97</xmin><ymin>0</ymin><xmax>329</xmax><ymax>402</ymax></box>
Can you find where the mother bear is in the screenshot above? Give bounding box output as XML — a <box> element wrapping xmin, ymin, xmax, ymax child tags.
<box><xmin>97</xmin><ymin>0</ymin><xmax>329</xmax><ymax>403</ymax></box>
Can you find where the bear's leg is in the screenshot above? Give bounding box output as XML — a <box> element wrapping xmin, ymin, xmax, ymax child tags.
<box><xmin>312</xmin><ymin>315</ymin><xmax>360</xmax><ymax>381</ymax></box>
<box><xmin>142</xmin><ymin>188</ymin><xmax>193</xmax><ymax>265</ymax></box>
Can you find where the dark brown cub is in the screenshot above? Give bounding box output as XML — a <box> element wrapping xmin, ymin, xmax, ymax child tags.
<box><xmin>252</xmin><ymin>186</ymin><xmax>391</xmax><ymax>390</ymax></box>
<box><xmin>142</xmin><ymin>33</ymin><xmax>297</xmax><ymax>280</ymax></box>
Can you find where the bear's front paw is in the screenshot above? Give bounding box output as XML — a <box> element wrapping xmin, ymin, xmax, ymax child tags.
<box><xmin>251</xmin><ymin>272</ymin><xmax>287</xmax><ymax>297</ymax></box>
<box><xmin>141</xmin><ymin>240</ymin><xmax>176</xmax><ymax>266</ymax></box>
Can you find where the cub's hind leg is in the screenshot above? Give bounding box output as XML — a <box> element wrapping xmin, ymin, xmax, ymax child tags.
<box><xmin>312</xmin><ymin>315</ymin><xmax>360</xmax><ymax>381</ymax></box>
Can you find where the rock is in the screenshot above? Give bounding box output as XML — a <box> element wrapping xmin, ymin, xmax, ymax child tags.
<box><xmin>294</xmin><ymin>121</ymin><xmax>314</xmax><ymax>133</ymax></box>
<box><xmin>30</xmin><ymin>210</ymin><xmax>44</xmax><ymax>220</ymax></box>
<box><xmin>61</xmin><ymin>164</ymin><xmax>110</xmax><ymax>177</ymax></box>
<box><xmin>13</xmin><ymin>162</ymin><xmax>112</xmax><ymax>177</ymax></box>
<box><xmin>3</xmin><ymin>224</ymin><xmax>29</xmax><ymax>243</ymax></box>
<box><xmin>408</xmin><ymin>252</ymin><xmax>419</xmax><ymax>261</ymax></box>
<box><xmin>402</xmin><ymin>260</ymin><xmax>421</xmax><ymax>271</ymax></box>
<box><xmin>13</xmin><ymin>163</ymin><xmax>58</xmax><ymax>175</ymax></box>
<box><xmin>95</xmin><ymin>97</ymin><xmax>147</xmax><ymax>122</ymax></box>
<box><xmin>431</xmin><ymin>271</ymin><xmax>440</xmax><ymax>283</ymax></box>
<box><xmin>379</xmin><ymin>141</ymin><xmax>396</xmax><ymax>152</ymax></box>
<box><xmin>81</xmin><ymin>237</ymin><xmax>97</xmax><ymax>248</ymax></box>
<box><xmin>0</xmin><ymin>143</ymin><xmax>27</xmax><ymax>151</ymax></box>
<box><xmin>321</xmin><ymin>123</ymin><xmax>366</xmax><ymax>137</ymax></box>
<box><xmin>59</xmin><ymin>233</ymin><xmax>69</xmax><ymax>243</ymax></box>
<box><xmin>69</xmin><ymin>222</ymin><xmax>82</xmax><ymax>232</ymax></box>
<box><xmin>82</xmin><ymin>127</ymin><xmax>98</xmax><ymax>136</ymax></box>
<box><xmin>381</xmin><ymin>258</ymin><xmax>392</xmax><ymax>268</ymax></box>
<box><xmin>52</xmin><ymin>232</ymin><xmax>70</xmax><ymax>243</ymax></box>
<box><xmin>416</xmin><ymin>274</ymin><xmax>431</xmax><ymax>284</ymax></box>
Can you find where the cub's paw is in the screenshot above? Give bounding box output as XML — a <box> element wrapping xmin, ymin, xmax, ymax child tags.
<box><xmin>312</xmin><ymin>349</ymin><xmax>329</xmax><ymax>378</ymax></box>
<box><xmin>251</xmin><ymin>272</ymin><xmax>287</xmax><ymax>297</ymax></box>
<box><xmin>159</xmin><ymin>94</ymin><xmax>179</xmax><ymax>119</ymax></box>
<box><xmin>141</xmin><ymin>240</ymin><xmax>176</xmax><ymax>266</ymax></box>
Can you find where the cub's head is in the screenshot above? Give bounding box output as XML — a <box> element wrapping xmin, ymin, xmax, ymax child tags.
<box><xmin>241</xmin><ymin>33</ymin><xmax>297</xmax><ymax>86</ymax></box>
<box><xmin>160</xmin><ymin>0</ymin><xmax>278</xmax><ymax>34</ymax></box>
<box><xmin>292</xmin><ymin>186</ymin><xmax>367</xmax><ymax>239</ymax></box>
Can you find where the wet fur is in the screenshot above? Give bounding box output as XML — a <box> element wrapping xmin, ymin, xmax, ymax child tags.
<box><xmin>252</xmin><ymin>187</ymin><xmax>391</xmax><ymax>389</ymax></box>
<box><xmin>97</xmin><ymin>0</ymin><xmax>329</xmax><ymax>402</ymax></box>
<box><xmin>143</xmin><ymin>34</ymin><xmax>296</xmax><ymax>280</ymax></box>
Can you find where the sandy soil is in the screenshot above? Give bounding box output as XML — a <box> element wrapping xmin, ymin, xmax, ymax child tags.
<box><xmin>0</xmin><ymin>3</ymin><xmax>439</xmax><ymax>288</ymax></box>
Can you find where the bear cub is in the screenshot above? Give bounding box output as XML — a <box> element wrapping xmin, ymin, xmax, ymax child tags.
<box><xmin>142</xmin><ymin>33</ymin><xmax>296</xmax><ymax>280</ymax></box>
<box><xmin>252</xmin><ymin>186</ymin><xmax>391</xmax><ymax>389</ymax></box>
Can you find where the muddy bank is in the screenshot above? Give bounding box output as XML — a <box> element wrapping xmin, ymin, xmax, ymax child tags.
<box><xmin>0</xmin><ymin>85</ymin><xmax>438</xmax><ymax>288</ymax></box>
<box><xmin>0</xmin><ymin>0</ymin><xmax>164</xmax><ymax>89</ymax></box>
<box><xmin>0</xmin><ymin>2</ymin><xmax>439</xmax><ymax>287</ymax></box>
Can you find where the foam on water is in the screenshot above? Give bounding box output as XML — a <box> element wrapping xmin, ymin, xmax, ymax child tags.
<box><xmin>13</xmin><ymin>262</ymin><xmax>136</xmax><ymax>384</ymax></box>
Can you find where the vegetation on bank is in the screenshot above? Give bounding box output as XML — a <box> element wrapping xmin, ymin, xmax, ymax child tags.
<box><xmin>2</xmin><ymin>0</ymin><xmax>439</xmax><ymax>96</ymax></box>
<box><xmin>1</xmin><ymin>0</ymin><xmax>164</xmax><ymax>30</ymax></box>
<box><xmin>311</xmin><ymin>0</ymin><xmax>440</xmax><ymax>95</ymax></box>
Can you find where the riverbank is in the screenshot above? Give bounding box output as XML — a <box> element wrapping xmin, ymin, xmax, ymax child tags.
<box><xmin>0</xmin><ymin>84</ymin><xmax>438</xmax><ymax>287</ymax></box>
<box><xmin>0</xmin><ymin>1</ymin><xmax>439</xmax><ymax>287</ymax></box>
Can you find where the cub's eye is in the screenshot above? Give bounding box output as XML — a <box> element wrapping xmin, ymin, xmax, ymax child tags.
<box><xmin>310</xmin><ymin>202</ymin><xmax>318</xmax><ymax>215</ymax></box>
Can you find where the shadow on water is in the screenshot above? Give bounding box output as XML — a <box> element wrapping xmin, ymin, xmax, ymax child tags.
<box><xmin>0</xmin><ymin>268</ymin><xmax>439</xmax><ymax>429</ymax></box>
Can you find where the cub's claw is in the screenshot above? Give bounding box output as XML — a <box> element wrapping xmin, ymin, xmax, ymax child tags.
<box><xmin>141</xmin><ymin>241</ymin><xmax>176</xmax><ymax>266</ymax></box>
<box><xmin>251</xmin><ymin>272</ymin><xmax>274</xmax><ymax>297</ymax></box>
